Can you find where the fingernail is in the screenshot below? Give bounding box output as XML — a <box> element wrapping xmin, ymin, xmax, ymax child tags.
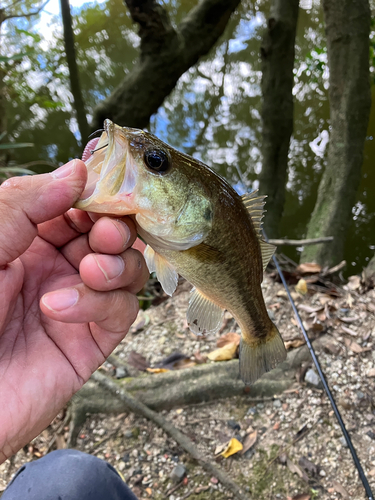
<box><xmin>114</xmin><ymin>219</ymin><xmax>131</xmax><ymax>248</ymax></box>
<box><xmin>52</xmin><ymin>160</ymin><xmax>77</xmax><ymax>179</ymax></box>
<box><xmin>94</xmin><ymin>255</ymin><xmax>124</xmax><ymax>281</ymax></box>
<box><xmin>42</xmin><ymin>288</ymin><xmax>79</xmax><ymax>311</ymax></box>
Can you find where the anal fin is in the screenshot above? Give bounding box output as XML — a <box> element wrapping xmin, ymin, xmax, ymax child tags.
<box><xmin>187</xmin><ymin>288</ymin><xmax>224</xmax><ymax>336</ymax></box>
<box><xmin>239</xmin><ymin>325</ymin><xmax>287</xmax><ymax>385</ymax></box>
<box><xmin>144</xmin><ymin>245</ymin><xmax>178</xmax><ymax>296</ymax></box>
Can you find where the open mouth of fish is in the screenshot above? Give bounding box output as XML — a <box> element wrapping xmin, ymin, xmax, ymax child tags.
<box><xmin>75</xmin><ymin>119</ymin><xmax>137</xmax><ymax>214</ymax></box>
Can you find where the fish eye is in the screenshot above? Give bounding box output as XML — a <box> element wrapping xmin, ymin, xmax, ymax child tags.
<box><xmin>144</xmin><ymin>150</ymin><xmax>169</xmax><ymax>173</ymax></box>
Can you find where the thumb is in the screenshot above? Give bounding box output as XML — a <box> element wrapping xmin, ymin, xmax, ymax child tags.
<box><xmin>0</xmin><ymin>159</ymin><xmax>87</xmax><ymax>267</ymax></box>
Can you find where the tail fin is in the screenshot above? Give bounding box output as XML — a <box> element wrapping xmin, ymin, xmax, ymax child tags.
<box><xmin>239</xmin><ymin>325</ymin><xmax>287</xmax><ymax>385</ymax></box>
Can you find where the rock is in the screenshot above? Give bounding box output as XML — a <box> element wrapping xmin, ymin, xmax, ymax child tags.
<box><xmin>339</xmin><ymin>436</ymin><xmax>348</xmax><ymax>448</ymax></box>
<box><xmin>170</xmin><ymin>464</ymin><xmax>186</xmax><ymax>483</ymax></box>
<box><xmin>122</xmin><ymin>453</ymin><xmax>130</xmax><ymax>463</ymax></box>
<box><xmin>273</xmin><ymin>399</ymin><xmax>282</xmax><ymax>408</ymax></box>
<box><xmin>247</xmin><ymin>407</ymin><xmax>257</xmax><ymax>415</ymax></box>
<box><xmin>124</xmin><ymin>430</ymin><xmax>133</xmax><ymax>439</ymax></box>
<box><xmin>115</xmin><ymin>366</ymin><xmax>128</xmax><ymax>379</ymax></box>
<box><xmin>227</xmin><ymin>419</ymin><xmax>241</xmax><ymax>431</ymax></box>
<box><xmin>267</xmin><ymin>308</ymin><xmax>276</xmax><ymax>322</ymax></box>
<box><xmin>366</xmin><ymin>430</ymin><xmax>375</xmax><ymax>440</ymax></box>
<box><xmin>305</xmin><ymin>368</ymin><xmax>321</xmax><ymax>387</ymax></box>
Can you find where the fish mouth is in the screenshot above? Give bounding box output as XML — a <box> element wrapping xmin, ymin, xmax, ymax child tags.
<box><xmin>74</xmin><ymin>119</ymin><xmax>136</xmax><ymax>214</ymax></box>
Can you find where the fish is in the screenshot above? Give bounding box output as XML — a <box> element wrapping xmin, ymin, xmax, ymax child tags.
<box><xmin>74</xmin><ymin>119</ymin><xmax>287</xmax><ymax>385</ymax></box>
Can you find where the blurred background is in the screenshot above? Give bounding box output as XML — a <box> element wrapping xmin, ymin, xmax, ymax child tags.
<box><xmin>1</xmin><ymin>0</ymin><xmax>374</xmax><ymax>276</ymax></box>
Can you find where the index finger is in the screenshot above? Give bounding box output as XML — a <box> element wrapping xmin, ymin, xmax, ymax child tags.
<box><xmin>0</xmin><ymin>160</ymin><xmax>86</xmax><ymax>267</ymax></box>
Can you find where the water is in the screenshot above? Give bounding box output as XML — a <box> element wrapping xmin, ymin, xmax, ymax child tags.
<box><xmin>6</xmin><ymin>0</ymin><xmax>375</xmax><ymax>274</ymax></box>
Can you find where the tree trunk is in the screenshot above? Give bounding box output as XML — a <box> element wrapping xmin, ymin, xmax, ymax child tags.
<box><xmin>258</xmin><ymin>0</ymin><xmax>299</xmax><ymax>238</ymax></box>
<box><xmin>301</xmin><ymin>0</ymin><xmax>371</xmax><ymax>267</ymax></box>
<box><xmin>91</xmin><ymin>0</ymin><xmax>240</xmax><ymax>130</ymax></box>
<box><xmin>60</xmin><ymin>0</ymin><xmax>89</xmax><ymax>143</ymax></box>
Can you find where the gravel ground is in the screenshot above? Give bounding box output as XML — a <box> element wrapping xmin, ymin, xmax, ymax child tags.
<box><xmin>1</xmin><ymin>273</ymin><xmax>374</xmax><ymax>500</ymax></box>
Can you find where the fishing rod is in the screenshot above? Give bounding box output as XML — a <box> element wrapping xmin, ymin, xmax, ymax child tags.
<box><xmin>268</xmin><ymin>244</ymin><xmax>374</xmax><ymax>500</ymax></box>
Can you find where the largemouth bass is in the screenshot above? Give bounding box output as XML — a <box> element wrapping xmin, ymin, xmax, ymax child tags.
<box><xmin>75</xmin><ymin>119</ymin><xmax>287</xmax><ymax>384</ymax></box>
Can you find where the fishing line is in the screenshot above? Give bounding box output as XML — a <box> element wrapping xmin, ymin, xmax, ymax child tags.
<box><xmin>88</xmin><ymin>128</ymin><xmax>105</xmax><ymax>139</ymax></box>
<box><xmin>265</xmin><ymin>236</ymin><xmax>374</xmax><ymax>500</ymax></box>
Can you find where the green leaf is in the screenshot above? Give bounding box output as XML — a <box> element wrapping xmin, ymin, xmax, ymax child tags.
<box><xmin>0</xmin><ymin>131</ymin><xmax>7</xmax><ymax>142</ymax></box>
<box><xmin>0</xmin><ymin>167</ymin><xmax>35</xmax><ymax>176</ymax></box>
<box><xmin>0</xmin><ymin>51</ymin><xmax>34</xmax><ymax>63</ymax></box>
<box><xmin>0</xmin><ymin>143</ymin><xmax>34</xmax><ymax>150</ymax></box>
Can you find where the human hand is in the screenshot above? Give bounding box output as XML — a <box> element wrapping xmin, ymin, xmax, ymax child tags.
<box><xmin>0</xmin><ymin>160</ymin><xmax>149</xmax><ymax>463</ymax></box>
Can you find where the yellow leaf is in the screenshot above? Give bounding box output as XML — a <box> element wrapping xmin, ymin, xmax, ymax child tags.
<box><xmin>221</xmin><ymin>438</ymin><xmax>243</xmax><ymax>458</ymax></box>
<box><xmin>207</xmin><ymin>342</ymin><xmax>237</xmax><ymax>361</ymax></box>
<box><xmin>146</xmin><ymin>368</ymin><xmax>169</xmax><ymax>373</ymax></box>
<box><xmin>295</xmin><ymin>278</ymin><xmax>307</xmax><ymax>295</ymax></box>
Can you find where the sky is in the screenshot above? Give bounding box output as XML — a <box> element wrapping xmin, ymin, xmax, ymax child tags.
<box><xmin>38</xmin><ymin>0</ymin><xmax>104</xmax><ymax>33</ymax></box>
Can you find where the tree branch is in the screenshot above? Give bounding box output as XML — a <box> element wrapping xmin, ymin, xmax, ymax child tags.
<box><xmin>3</xmin><ymin>0</ymin><xmax>49</xmax><ymax>21</ymax></box>
<box><xmin>269</xmin><ymin>236</ymin><xmax>334</xmax><ymax>246</ymax></box>
<box><xmin>124</xmin><ymin>0</ymin><xmax>175</xmax><ymax>55</ymax></box>
<box><xmin>92</xmin><ymin>370</ymin><xmax>252</xmax><ymax>500</ymax></box>
<box><xmin>92</xmin><ymin>0</ymin><xmax>240</xmax><ymax>130</ymax></box>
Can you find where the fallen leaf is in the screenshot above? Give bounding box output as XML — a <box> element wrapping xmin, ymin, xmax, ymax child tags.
<box><xmin>207</xmin><ymin>342</ymin><xmax>238</xmax><ymax>361</ymax></box>
<box><xmin>367</xmin><ymin>303</ymin><xmax>375</xmax><ymax>314</ymax></box>
<box><xmin>346</xmin><ymin>293</ymin><xmax>354</xmax><ymax>308</ymax></box>
<box><xmin>214</xmin><ymin>442</ymin><xmax>228</xmax><ymax>455</ymax></box>
<box><xmin>295</xmin><ymin>279</ymin><xmax>308</xmax><ymax>295</ymax></box>
<box><xmin>296</xmin><ymin>262</ymin><xmax>322</xmax><ymax>274</ymax></box>
<box><xmin>318</xmin><ymin>294</ymin><xmax>332</xmax><ymax>305</ymax></box>
<box><xmin>291</xmin><ymin>495</ymin><xmax>311</xmax><ymax>500</ymax></box>
<box><xmin>368</xmin><ymin>368</ymin><xmax>375</xmax><ymax>377</ymax></box>
<box><xmin>285</xmin><ymin>339</ymin><xmax>305</xmax><ymax>349</ymax></box>
<box><xmin>146</xmin><ymin>367</ymin><xmax>169</xmax><ymax>373</ymax></box>
<box><xmin>156</xmin><ymin>351</ymin><xmax>191</xmax><ymax>370</ymax></box>
<box><xmin>321</xmin><ymin>337</ymin><xmax>341</xmax><ymax>355</ymax></box>
<box><xmin>339</xmin><ymin>315</ymin><xmax>360</xmax><ymax>323</ymax></box>
<box><xmin>128</xmin><ymin>351</ymin><xmax>149</xmax><ymax>371</ymax></box>
<box><xmin>273</xmin><ymin>422</ymin><xmax>280</xmax><ymax>430</ymax></box>
<box><xmin>298</xmin><ymin>456</ymin><xmax>318</xmax><ymax>475</ymax></box>
<box><xmin>332</xmin><ymin>480</ymin><xmax>350</xmax><ymax>499</ymax></box>
<box><xmin>221</xmin><ymin>438</ymin><xmax>243</xmax><ymax>458</ymax></box>
<box><xmin>297</xmin><ymin>304</ymin><xmax>323</xmax><ymax>314</ymax></box>
<box><xmin>145</xmin><ymin>487</ymin><xmax>152</xmax><ymax>496</ymax></box>
<box><xmin>347</xmin><ymin>275</ymin><xmax>361</xmax><ymax>290</ymax></box>
<box><xmin>195</xmin><ymin>486</ymin><xmax>210</xmax><ymax>493</ymax></box>
<box><xmin>341</xmin><ymin>325</ymin><xmax>358</xmax><ymax>336</ymax></box>
<box><xmin>130</xmin><ymin>312</ymin><xmax>150</xmax><ymax>334</ymax></box>
<box><xmin>348</xmin><ymin>341</ymin><xmax>364</xmax><ymax>354</ymax></box>
<box><xmin>193</xmin><ymin>351</ymin><xmax>207</xmax><ymax>364</ymax></box>
<box><xmin>241</xmin><ymin>430</ymin><xmax>257</xmax><ymax>454</ymax></box>
<box><xmin>210</xmin><ymin>477</ymin><xmax>218</xmax><ymax>484</ymax></box>
<box><xmin>217</xmin><ymin>332</ymin><xmax>241</xmax><ymax>348</ymax></box>
<box><xmin>369</xmin><ymin>468</ymin><xmax>375</xmax><ymax>476</ymax></box>
<box><xmin>287</xmin><ymin>458</ymin><xmax>309</xmax><ymax>482</ymax></box>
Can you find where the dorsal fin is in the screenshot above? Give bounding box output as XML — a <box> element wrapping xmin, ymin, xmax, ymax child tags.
<box><xmin>241</xmin><ymin>189</ymin><xmax>267</xmax><ymax>238</ymax></box>
<box><xmin>241</xmin><ymin>190</ymin><xmax>276</xmax><ymax>271</ymax></box>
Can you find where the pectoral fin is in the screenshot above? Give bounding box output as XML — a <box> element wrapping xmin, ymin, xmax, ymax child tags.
<box><xmin>187</xmin><ymin>288</ymin><xmax>224</xmax><ymax>335</ymax></box>
<box><xmin>144</xmin><ymin>245</ymin><xmax>178</xmax><ymax>296</ymax></box>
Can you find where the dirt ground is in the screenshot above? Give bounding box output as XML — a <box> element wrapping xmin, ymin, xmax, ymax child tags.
<box><xmin>1</xmin><ymin>270</ymin><xmax>374</xmax><ymax>500</ymax></box>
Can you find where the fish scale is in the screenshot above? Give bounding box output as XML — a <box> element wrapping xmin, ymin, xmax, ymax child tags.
<box><xmin>74</xmin><ymin>119</ymin><xmax>287</xmax><ymax>385</ymax></box>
